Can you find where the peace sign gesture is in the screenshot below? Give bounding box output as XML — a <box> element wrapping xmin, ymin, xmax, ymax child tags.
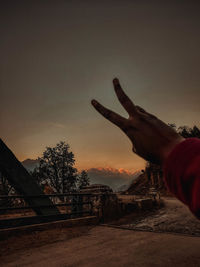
<box><xmin>91</xmin><ymin>78</ymin><xmax>184</xmax><ymax>165</ymax></box>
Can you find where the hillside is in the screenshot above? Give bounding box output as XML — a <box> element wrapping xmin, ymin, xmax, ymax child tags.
<box><xmin>125</xmin><ymin>164</ymin><xmax>168</xmax><ymax>195</ymax></box>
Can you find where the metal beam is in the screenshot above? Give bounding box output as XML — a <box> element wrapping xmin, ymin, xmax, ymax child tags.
<box><xmin>0</xmin><ymin>139</ymin><xmax>60</xmax><ymax>215</ymax></box>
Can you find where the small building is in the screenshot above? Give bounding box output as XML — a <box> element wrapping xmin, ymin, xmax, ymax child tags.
<box><xmin>80</xmin><ymin>184</ymin><xmax>113</xmax><ymax>194</ymax></box>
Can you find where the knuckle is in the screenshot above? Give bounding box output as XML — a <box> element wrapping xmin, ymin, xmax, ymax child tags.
<box><xmin>138</xmin><ymin>115</ymin><xmax>147</xmax><ymax>122</ymax></box>
<box><xmin>149</xmin><ymin>114</ymin><xmax>157</xmax><ymax>120</ymax></box>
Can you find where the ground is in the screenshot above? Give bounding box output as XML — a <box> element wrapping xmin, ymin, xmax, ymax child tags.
<box><xmin>1</xmin><ymin>198</ymin><xmax>200</xmax><ymax>267</ymax></box>
<box><xmin>120</xmin><ymin>197</ymin><xmax>200</xmax><ymax>236</ymax></box>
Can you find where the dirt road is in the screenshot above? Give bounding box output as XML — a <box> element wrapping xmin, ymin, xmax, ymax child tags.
<box><xmin>1</xmin><ymin>198</ymin><xmax>200</xmax><ymax>267</ymax></box>
<box><xmin>122</xmin><ymin>197</ymin><xmax>200</xmax><ymax>235</ymax></box>
<box><xmin>2</xmin><ymin>225</ymin><xmax>200</xmax><ymax>267</ymax></box>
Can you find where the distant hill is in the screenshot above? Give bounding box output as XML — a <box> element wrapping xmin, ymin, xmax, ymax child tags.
<box><xmin>87</xmin><ymin>168</ymin><xmax>141</xmax><ymax>191</ymax></box>
<box><xmin>21</xmin><ymin>159</ymin><xmax>39</xmax><ymax>171</ymax></box>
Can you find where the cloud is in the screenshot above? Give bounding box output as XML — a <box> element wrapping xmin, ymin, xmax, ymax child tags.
<box><xmin>86</xmin><ymin>167</ymin><xmax>141</xmax><ymax>191</ymax></box>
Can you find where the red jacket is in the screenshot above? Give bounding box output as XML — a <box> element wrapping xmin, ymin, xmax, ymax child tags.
<box><xmin>164</xmin><ymin>138</ymin><xmax>200</xmax><ymax>218</ymax></box>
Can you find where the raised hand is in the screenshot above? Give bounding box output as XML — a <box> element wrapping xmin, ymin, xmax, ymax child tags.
<box><xmin>91</xmin><ymin>78</ymin><xmax>184</xmax><ymax>165</ymax></box>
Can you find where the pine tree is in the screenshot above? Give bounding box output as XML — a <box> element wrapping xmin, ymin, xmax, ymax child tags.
<box><xmin>78</xmin><ymin>170</ymin><xmax>90</xmax><ymax>189</ymax></box>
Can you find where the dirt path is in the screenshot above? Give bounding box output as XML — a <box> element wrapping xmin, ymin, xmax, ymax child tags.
<box><xmin>121</xmin><ymin>198</ymin><xmax>200</xmax><ymax>235</ymax></box>
<box><xmin>1</xmin><ymin>198</ymin><xmax>200</xmax><ymax>266</ymax></box>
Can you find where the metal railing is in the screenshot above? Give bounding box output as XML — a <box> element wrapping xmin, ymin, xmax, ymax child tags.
<box><xmin>0</xmin><ymin>193</ymin><xmax>97</xmax><ymax>229</ymax></box>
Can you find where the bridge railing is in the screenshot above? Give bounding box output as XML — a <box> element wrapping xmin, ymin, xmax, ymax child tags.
<box><xmin>0</xmin><ymin>193</ymin><xmax>99</xmax><ymax>229</ymax></box>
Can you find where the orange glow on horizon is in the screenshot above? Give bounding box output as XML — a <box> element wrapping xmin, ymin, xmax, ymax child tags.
<box><xmin>89</xmin><ymin>167</ymin><xmax>137</xmax><ymax>175</ymax></box>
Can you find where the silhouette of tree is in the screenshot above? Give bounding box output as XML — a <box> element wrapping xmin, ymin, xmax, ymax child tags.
<box><xmin>78</xmin><ymin>170</ymin><xmax>90</xmax><ymax>189</ymax></box>
<box><xmin>33</xmin><ymin>141</ymin><xmax>78</xmax><ymax>193</ymax></box>
<box><xmin>178</xmin><ymin>125</ymin><xmax>200</xmax><ymax>138</ymax></box>
<box><xmin>0</xmin><ymin>172</ymin><xmax>13</xmax><ymax>195</ymax></box>
<box><xmin>0</xmin><ymin>172</ymin><xmax>15</xmax><ymax>208</ymax></box>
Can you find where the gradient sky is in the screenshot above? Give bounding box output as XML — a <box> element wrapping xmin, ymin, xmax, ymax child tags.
<box><xmin>1</xmin><ymin>1</ymin><xmax>200</xmax><ymax>172</ymax></box>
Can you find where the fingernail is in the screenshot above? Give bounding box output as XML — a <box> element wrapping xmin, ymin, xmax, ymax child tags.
<box><xmin>91</xmin><ymin>99</ymin><xmax>97</xmax><ymax>105</ymax></box>
<box><xmin>113</xmin><ymin>78</ymin><xmax>119</xmax><ymax>85</ymax></box>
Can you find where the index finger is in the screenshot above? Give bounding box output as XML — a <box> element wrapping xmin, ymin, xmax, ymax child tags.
<box><xmin>91</xmin><ymin>99</ymin><xmax>127</xmax><ymax>129</ymax></box>
<box><xmin>113</xmin><ymin>78</ymin><xmax>138</xmax><ymax>117</ymax></box>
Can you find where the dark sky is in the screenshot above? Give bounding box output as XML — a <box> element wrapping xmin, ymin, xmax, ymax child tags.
<box><xmin>1</xmin><ymin>0</ymin><xmax>200</xmax><ymax>172</ymax></box>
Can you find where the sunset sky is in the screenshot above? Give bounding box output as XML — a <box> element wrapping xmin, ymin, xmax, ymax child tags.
<box><xmin>1</xmin><ymin>1</ymin><xmax>200</xmax><ymax>174</ymax></box>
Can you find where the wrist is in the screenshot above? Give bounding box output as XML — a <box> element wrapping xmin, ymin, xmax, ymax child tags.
<box><xmin>161</xmin><ymin>137</ymin><xmax>185</xmax><ymax>164</ymax></box>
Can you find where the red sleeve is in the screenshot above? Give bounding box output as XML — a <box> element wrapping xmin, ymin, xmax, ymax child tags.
<box><xmin>164</xmin><ymin>138</ymin><xmax>200</xmax><ymax>218</ymax></box>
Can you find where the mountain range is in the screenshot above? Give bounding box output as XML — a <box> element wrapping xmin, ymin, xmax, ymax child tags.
<box><xmin>21</xmin><ymin>159</ymin><xmax>141</xmax><ymax>191</ymax></box>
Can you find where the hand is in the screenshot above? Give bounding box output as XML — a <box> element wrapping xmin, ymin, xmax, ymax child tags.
<box><xmin>91</xmin><ymin>78</ymin><xmax>184</xmax><ymax>165</ymax></box>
